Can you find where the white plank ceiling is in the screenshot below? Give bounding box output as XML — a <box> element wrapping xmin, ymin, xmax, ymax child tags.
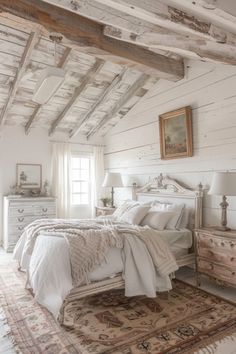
<box><xmin>0</xmin><ymin>0</ymin><xmax>235</xmax><ymax>139</ymax></box>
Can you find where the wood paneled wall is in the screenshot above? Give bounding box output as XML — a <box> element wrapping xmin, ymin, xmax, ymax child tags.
<box><xmin>104</xmin><ymin>60</ymin><xmax>236</xmax><ymax>228</ymax></box>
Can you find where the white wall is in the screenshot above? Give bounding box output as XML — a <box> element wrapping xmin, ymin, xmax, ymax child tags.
<box><xmin>104</xmin><ymin>60</ymin><xmax>236</xmax><ymax>229</ymax></box>
<box><xmin>0</xmin><ymin>125</ymin><xmax>103</xmax><ymax>243</ymax></box>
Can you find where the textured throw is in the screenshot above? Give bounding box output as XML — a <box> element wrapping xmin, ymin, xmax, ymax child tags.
<box><xmin>1</xmin><ymin>259</ymin><xmax>236</xmax><ymax>354</ymax></box>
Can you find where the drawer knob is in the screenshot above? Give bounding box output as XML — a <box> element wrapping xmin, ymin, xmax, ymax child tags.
<box><xmin>42</xmin><ymin>208</ymin><xmax>48</xmax><ymax>212</ymax></box>
<box><xmin>18</xmin><ymin>217</ymin><xmax>24</xmax><ymax>222</ymax></box>
<box><xmin>230</xmin><ymin>243</ymin><xmax>234</xmax><ymax>248</ymax></box>
<box><xmin>18</xmin><ymin>209</ymin><xmax>24</xmax><ymax>213</ymax></box>
<box><xmin>18</xmin><ymin>226</ymin><xmax>24</xmax><ymax>230</ymax></box>
<box><xmin>221</xmin><ymin>242</ymin><xmax>224</xmax><ymax>246</ymax></box>
<box><xmin>232</xmin><ymin>272</ymin><xmax>235</xmax><ymax>276</ymax></box>
<box><xmin>231</xmin><ymin>257</ymin><xmax>235</xmax><ymax>262</ymax></box>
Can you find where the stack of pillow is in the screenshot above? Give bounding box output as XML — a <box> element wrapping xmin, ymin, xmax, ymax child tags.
<box><xmin>113</xmin><ymin>200</ymin><xmax>187</xmax><ymax>231</ymax></box>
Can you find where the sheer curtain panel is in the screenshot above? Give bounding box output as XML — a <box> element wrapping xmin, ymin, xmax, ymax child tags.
<box><xmin>91</xmin><ymin>146</ymin><xmax>105</xmax><ymax>217</ymax></box>
<box><xmin>51</xmin><ymin>143</ymin><xmax>72</xmax><ymax>218</ymax></box>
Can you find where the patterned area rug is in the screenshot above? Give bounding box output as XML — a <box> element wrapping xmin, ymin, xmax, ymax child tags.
<box><xmin>0</xmin><ymin>260</ymin><xmax>236</xmax><ymax>354</ymax></box>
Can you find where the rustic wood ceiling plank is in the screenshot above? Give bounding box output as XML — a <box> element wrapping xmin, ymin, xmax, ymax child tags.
<box><xmin>104</xmin><ymin>26</ymin><xmax>236</xmax><ymax>65</ymax></box>
<box><xmin>48</xmin><ymin>59</ymin><xmax>104</xmax><ymax>136</ymax></box>
<box><xmin>25</xmin><ymin>47</ymin><xmax>72</xmax><ymax>134</ymax></box>
<box><xmin>0</xmin><ymin>31</ymin><xmax>39</xmax><ymax>127</ymax></box>
<box><xmin>69</xmin><ymin>67</ymin><xmax>128</xmax><ymax>138</ymax></box>
<box><xmin>0</xmin><ymin>0</ymin><xmax>184</xmax><ymax>81</ymax></box>
<box><xmin>87</xmin><ymin>73</ymin><xmax>149</xmax><ymax>139</ymax></box>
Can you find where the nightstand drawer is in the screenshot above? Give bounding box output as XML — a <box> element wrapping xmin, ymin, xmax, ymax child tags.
<box><xmin>198</xmin><ymin>258</ymin><xmax>236</xmax><ymax>286</ymax></box>
<box><xmin>197</xmin><ymin>232</ymin><xmax>236</xmax><ymax>253</ymax></box>
<box><xmin>198</xmin><ymin>248</ymin><xmax>236</xmax><ymax>267</ymax></box>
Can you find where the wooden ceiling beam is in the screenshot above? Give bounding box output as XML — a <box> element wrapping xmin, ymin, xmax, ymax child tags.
<box><xmin>0</xmin><ymin>31</ymin><xmax>39</xmax><ymax>127</ymax></box>
<box><xmin>41</xmin><ymin>0</ymin><xmax>211</xmax><ymax>40</ymax></box>
<box><xmin>87</xmin><ymin>73</ymin><xmax>148</xmax><ymax>139</ymax></box>
<box><xmin>0</xmin><ymin>0</ymin><xmax>184</xmax><ymax>81</ymax></box>
<box><xmin>25</xmin><ymin>47</ymin><xmax>72</xmax><ymax>134</ymax></box>
<box><xmin>48</xmin><ymin>59</ymin><xmax>104</xmax><ymax>136</ymax></box>
<box><xmin>69</xmin><ymin>67</ymin><xmax>128</xmax><ymax>138</ymax></box>
<box><xmin>160</xmin><ymin>0</ymin><xmax>236</xmax><ymax>35</ymax></box>
<box><xmin>104</xmin><ymin>26</ymin><xmax>236</xmax><ymax>65</ymax></box>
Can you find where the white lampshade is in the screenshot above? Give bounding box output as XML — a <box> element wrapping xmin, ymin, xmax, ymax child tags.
<box><xmin>102</xmin><ymin>172</ymin><xmax>123</xmax><ymax>188</ymax></box>
<box><xmin>32</xmin><ymin>67</ymin><xmax>65</xmax><ymax>104</ymax></box>
<box><xmin>208</xmin><ymin>172</ymin><xmax>236</xmax><ymax>196</ymax></box>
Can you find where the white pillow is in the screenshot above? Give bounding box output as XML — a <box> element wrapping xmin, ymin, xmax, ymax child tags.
<box><xmin>113</xmin><ymin>200</ymin><xmax>138</xmax><ymax>218</ymax></box>
<box><xmin>151</xmin><ymin>203</ymin><xmax>185</xmax><ymax>229</ymax></box>
<box><xmin>177</xmin><ymin>207</ymin><xmax>189</xmax><ymax>229</ymax></box>
<box><xmin>141</xmin><ymin>211</ymin><xmax>173</xmax><ymax>230</ymax></box>
<box><xmin>118</xmin><ymin>205</ymin><xmax>151</xmax><ymax>225</ymax></box>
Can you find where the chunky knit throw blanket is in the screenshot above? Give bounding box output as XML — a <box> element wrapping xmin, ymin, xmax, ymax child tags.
<box><xmin>21</xmin><ymin>218</ymin><xmax>178</xmax><ymax>288</ymax></box>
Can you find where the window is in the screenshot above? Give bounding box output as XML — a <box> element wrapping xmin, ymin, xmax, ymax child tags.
<box><xmin>71</xmin><ymin>156</ymin><xmax>90</xmax><ymax>205</ymax></box>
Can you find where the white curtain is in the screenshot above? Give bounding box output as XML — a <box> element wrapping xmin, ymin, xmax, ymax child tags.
<box><xmin>51</xmin><ymin>143</ymin><xmax>72</xmax><ymax>218</ymax></box>
<box><xmin>91</xmin><ymin>146</ymin><xmax>105</xmax><ymax>217</ymax></box>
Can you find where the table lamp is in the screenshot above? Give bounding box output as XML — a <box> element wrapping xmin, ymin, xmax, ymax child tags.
<box><xmin>102</xmin><ymin>172</ymin><xmax>123</xmax><ymax>208</ymax></box>
<box><xmin>208</xmin><ymin>172</ymin><xmax>236</xmax><ymax>231</ymax></box>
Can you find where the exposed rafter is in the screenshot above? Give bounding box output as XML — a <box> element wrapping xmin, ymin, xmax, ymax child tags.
<box><xmin>69</xmin><ymin>67</ymin><xmax>128</xmax><ymax>138</ymax></box>
<box><xmin>161</xmin><ymin>0</ymin><xmax>236</xmax><ymax>35</ymax></box>
<box><xmin>104</xmin><ymin>26</ymin><xmax>236</xmax><ymax>65</ymax></box>
<box><xmin>41</xmin><ymin>0</ymin><xmax>235</xmax><ymax>42</ymax></box>
<box><xmin>0</xmin><ymin>31</ymin><xmax>39</xmax><ymax>127</ymax></box>
<box><xmin>49</xmin><ymin>59</ymin><xmax>104</xmax><ymax>136</ymax></box>
<box><xmin>25</xmin><ymin>47</ymin><xmax>72</xmax><ymax>134</ymax></box>
<box><xmin>0</xmin><ymin>0</ymin><xmax>184</xmax><ymax>81</ymax></box>
<box><xmin>87</xmin><ymin>73</ymin><xmax>148</xmax><ymax>139</ymax></box>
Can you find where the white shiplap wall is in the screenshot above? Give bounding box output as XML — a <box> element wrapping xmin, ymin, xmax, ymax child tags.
<box><xmin>104</xmin><ymin>60</ymin><xmax>236</xmax><ymax>229</ymax></box>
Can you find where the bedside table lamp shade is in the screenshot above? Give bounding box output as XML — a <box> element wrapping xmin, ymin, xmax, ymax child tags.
<box><xmin>102</xmin><ymin>172</ymin><xmax>123</xmax><ymax>208</ymax></box>
<box><xmin>208</xmin><ymin>172</ymin><xmax>236</xmax><ymax>231</ymax></box>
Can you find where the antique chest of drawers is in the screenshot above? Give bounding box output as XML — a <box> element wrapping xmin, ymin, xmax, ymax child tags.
<box><xmin>3</xmin><ymin>196</ymin><xmax>57</xmax><ymax>252</ymax></box>
<box><xmin>195</xmin><ymin>228</ymin><xmax>236</xmax><ymax>288</ymax></box>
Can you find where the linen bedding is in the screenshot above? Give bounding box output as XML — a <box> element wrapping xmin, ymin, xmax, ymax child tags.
<box><xmin>13</xmin><ymin>218</ymin><xmax>191</xmax><ymax>318</ymax></box>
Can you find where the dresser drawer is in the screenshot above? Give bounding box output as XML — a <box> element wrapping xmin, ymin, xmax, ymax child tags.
<box><xmin>197</xmin><ymin>246</ymin><xmax>236</xmax><ymax>267</ymax></box>
<box><xmin>198</xmin><ymin>258</ymin><xmax>236</xmax><ymax>286</ymax></box>
<box><xmin>9</xmin><ymin>205</ymin><xmax>35</xmax><ymax>216</ymax></box>
<box><xmin>35</xmin><ymin>204</ymin><xmax>56</xmax><ymax>216</ymax></box>
<box><xmin>9</xmin><ymin>215</ymin><xmax>35</xmax><ymax>225</ymax></box>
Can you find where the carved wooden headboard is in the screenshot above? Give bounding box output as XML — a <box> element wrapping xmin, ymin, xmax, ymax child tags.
<box><xmin>133</xmin><ymin>173</ymin><xmax>203</xmax><ymax>230</ymax></box>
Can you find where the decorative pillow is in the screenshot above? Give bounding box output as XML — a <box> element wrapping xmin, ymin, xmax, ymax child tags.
<box><xmin>113</xmin><ymin>200</ymin><xmax>139</xmax><ymax>218</ymax></box>
<box><xmin>141</xmin><ymin>211</ymin><xmax>173</xmax><ymax>230</ymax></box>
<box><xmin>118</xmin><ymin>205</ymin><xmax>151</xmax><ymax>225</ymax></box>
<box><xmin>177</xmin><ymin>207</ymin><xmax>189</xmax><ymax>229</ymax></box>
<box><xmin>151</xmin><ymin>203</ymin><xmax>185</xmax><ymax>229</ymax></box>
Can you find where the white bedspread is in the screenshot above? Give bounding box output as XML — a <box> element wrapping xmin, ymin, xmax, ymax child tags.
<box><xmin>14</xmin><ymin>223</ymin><xmax>191</xmax><ymax>318</ymax></box>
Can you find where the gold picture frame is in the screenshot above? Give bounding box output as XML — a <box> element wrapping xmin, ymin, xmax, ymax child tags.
<box><xmin>159</xmin><ymin>106</ymin><xmax>193</xmax><ymax>160</ymax></box>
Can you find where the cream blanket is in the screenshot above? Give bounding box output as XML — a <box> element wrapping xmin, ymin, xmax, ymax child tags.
<box><xmin>20</xmin><ymin>218</ymin><xmax>178</xmax><ymax>296</ymax></box>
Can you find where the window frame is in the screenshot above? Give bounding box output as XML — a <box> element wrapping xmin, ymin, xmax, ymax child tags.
<box><xmin>71</xmin><ymin>153</ymin><xmax>91</xmax><ymax>206</ymax></box>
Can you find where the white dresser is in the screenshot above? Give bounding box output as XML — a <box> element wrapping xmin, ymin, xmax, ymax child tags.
<box><xmin>3</xmin><ymin>196</ymin><xmax>57</xmax><ymax>252</ymax></box>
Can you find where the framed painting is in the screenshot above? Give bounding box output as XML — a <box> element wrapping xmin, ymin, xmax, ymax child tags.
<box><xmin>16</xmin><ymin>164</ymin><xmax>42</xmax><ymax>189</ymax></box>
<box><xmin>159</xmin><ymin>106</ymin><xmax>193</xmax><ymax>160</ymax></box>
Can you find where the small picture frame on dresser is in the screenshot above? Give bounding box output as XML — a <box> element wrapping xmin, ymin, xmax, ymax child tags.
<box><xmin>16</xmin><ymin>163</ymin><xmax>42</xmax><ymax>190</ymax></box>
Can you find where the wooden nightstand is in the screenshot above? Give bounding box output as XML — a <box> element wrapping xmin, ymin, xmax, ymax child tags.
<box><xmin>95</xmin><ymin>206</ymin><xmax>116</xmax><ymax>217</ymax></box>
<box><xmin>194</xmin><ymin>227</ymin><xmax>236</xmax><ymax>288</ymax></box>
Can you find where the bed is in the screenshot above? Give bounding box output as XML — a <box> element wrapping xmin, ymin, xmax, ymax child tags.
<box><xmin>13</xmin><ymin>174</ymin><xmax>203</xmax><ymax>325</ymax></box>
